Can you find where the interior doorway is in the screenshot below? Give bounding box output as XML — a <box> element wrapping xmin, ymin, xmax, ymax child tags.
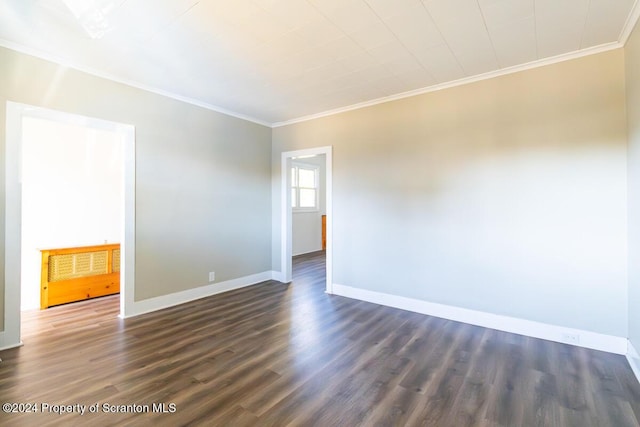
<box><xmin>280</xmin><ymin>146</ymin><xmax>332</xmax><ymax>293</ymax></box>
<box><xmin>21</xmin><ymin>116</ymin><xmax>123</xmax><ymax>311</ymax></box>
<box><xmin>2</xmin><ymin>102</ymin><xmax>135</xmax><ymax>350</ymax></box>
<box><xmin>291</xmin><ymin>154</ymin><xmax>326</xmax><ymax>257</ymax></box>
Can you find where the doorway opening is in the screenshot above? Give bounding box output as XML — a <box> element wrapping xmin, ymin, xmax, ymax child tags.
<box><xmin>2</xmin><ymin>102</ymin><xmax>135</xmax><ymax>350</ymax></box>
<box><xmin>280</xmin><ymin>146</ymin><xmax>332</xmax><ymax>293</ymax></box>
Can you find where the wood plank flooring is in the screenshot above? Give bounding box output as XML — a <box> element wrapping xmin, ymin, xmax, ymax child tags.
<box><xmin>1</xmin><ymin>251</ymin><xmax>639</xmax><ymax>426</ymax></box>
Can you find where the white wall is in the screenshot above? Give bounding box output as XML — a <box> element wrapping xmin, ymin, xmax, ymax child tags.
<box><xmin>21</xmin><ymin>116</ymin><xmax>123</xmax><ymax>310</ymax></box>
<box><xmin>292</xmin><ymin>155</ymin><xmax>326</xmax><ymax>256</ymax></box>
<box><xmin>273</xmin><ymin>49</ymin><xmax>628</xmax><ymax>339</ymax></box>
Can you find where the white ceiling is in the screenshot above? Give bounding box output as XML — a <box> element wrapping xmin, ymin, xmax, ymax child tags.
<box><xmin>1</xmin><ymin>0</ymin><xmax>639</xmax><ymax>126</ymax></box>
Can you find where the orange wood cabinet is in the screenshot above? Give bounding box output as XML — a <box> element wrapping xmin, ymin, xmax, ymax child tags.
<box><xmin>40</xmin><ymin>243</ymin><xmax>120</xmax><ymax>309</ymax></box>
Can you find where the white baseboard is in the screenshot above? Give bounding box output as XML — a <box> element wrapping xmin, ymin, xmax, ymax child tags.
<box><xmin>292</xmin><ymin>248</ymin><xmax>324</xmax><ymax>257</ymax></box>
<box><xmin>628</xmin><ymin>340</ymin><xmax>640</xmax><ymax>384</ymax></box>
<box><xmin>332</xmin><ymin>283</ymin><xmax>627</xmax><ymax>355</ymax></box>
<box><xmin>271</xmin><ymin>271</ymin><xmax>286</xmax><ymax>283</ymax></box>
<box><xmin>122</xmin><ymin>271</ymin><xmax>280</xmax><ymax>318</ymax></box>
<box><xmin>0</xmin><ymin>320</ymin><xmax>22</xmax><ymax>352</ymax></box>
<box><xmin>0</xmin><ymin>339</ymin><xmax>22</xmax><ymax>352</ymax></box>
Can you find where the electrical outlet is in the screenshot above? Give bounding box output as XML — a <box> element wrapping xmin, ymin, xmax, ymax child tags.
<box><xmin>561</xmin><ymin>332</ymin><xmax>580</xmax><ymax>345</ymax></box>
<box><xmin>209</xmin><ymin>272</ymin><xmax>215</xmax><ymax>282</ymax></box>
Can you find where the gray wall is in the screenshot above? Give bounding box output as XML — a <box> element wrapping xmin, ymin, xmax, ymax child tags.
<box><xmin>627</xmin><ymin>22</ymin><xmax>640</xmax><ymax>350</ymax></box>
<box><xmin>1</xmin><ymin>40</ymin><xmax>635</xmax><ymax>343</ymax></box>
<box><xmin>0</xmin><ymin>46</ymin><xmax>272</xmax><ymax>331</ymax></box>
<box><xmin>273</xmin><ymin>49</ymin><xmax>628</xmax><ymax>337</ymax></box>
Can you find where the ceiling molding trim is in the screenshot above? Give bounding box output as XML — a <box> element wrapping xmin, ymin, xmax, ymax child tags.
<box><xmin>0</xmin><ymin>39</ymin><xmax>272</xmax><ymax>128</ymax></box>
<box><xmin>620</xmin><ymin>0</ymin><xmax>640</xmax><ymax>45</ymax></box>
<box><xmin>273</xmin><ymin>41</ymin><xmax>622</xmax><ymax>128</ymax></box>
<box><xmin>0</xmin><ymin>34</ymin><xmax>627</xmax><ymax>130</ymax></box>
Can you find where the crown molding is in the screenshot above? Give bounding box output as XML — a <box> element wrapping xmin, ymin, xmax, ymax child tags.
<box><xmin>1</xmin><ymin>21</ymin><xmax>635</xmax><ymax>131</ymax></box>
<box><xmin>272</xmin><ymin>41</ymin><xmax>622</xmax><ymax>127</ymax></box>
<box><xmin>620</xmin><ymin>0</ymin><xmax>640</xmax><ymax>45</ymax></box>
<box><xmin>0</xmin><ymin>38</ymin><xmax>271</xmax><ymax>128</ymax></box>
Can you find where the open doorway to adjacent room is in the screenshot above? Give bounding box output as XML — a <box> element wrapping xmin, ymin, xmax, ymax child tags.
<box><xmin>291</xmin><ymin>154</ymin><xmax>327</xmax><ymax>287</ymax></box>
<box><xmin>21</xmin><ymin>115</ymin><xmax>123</xmax><ymax>311</ymax></box>
<box><xmin>3</xmin><ymin>102</ymin><xmax>135</xmax><ymax>349</ymax></box>
<box><xmin>280</xmin><ymin>146</ymin><xmax>332</xmax><ymax>293</ymax></box>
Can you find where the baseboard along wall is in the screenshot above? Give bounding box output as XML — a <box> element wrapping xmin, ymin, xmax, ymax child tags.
<box><xmin>628</xmin><ymin>340</ymin><xmax>640</xmax><ymax>385</ymax></box>
<box><xmin>122</xmin><ymin>271</ymin><xmax>282</xmax><ymax>318</ymax></box>
<box><xmin>332</xmin><ymin>283</ymin><xmax>628</xmax><ymax>355</ymax></box>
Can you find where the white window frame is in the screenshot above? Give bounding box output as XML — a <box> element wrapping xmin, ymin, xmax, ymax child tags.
<box><xmin>291</xmin><ymin>162</ymin><xmax>319</xmax><ymax>212</ymax></box>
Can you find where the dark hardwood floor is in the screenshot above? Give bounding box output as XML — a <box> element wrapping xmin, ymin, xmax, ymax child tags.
<box><xmin>1</xmin><ymin>251</ymin><xmax>639</xmax><ymax>426</ymax></box>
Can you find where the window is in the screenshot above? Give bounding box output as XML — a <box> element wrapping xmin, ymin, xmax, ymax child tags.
<box><xmin>291</xmin><ymin>163</ymin><xmax>319</xmax><ymax>211</ymax></box>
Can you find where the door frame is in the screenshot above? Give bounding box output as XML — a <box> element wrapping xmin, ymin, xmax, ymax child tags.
<box><xmin>280</xmin><ymin>146</ymin><xmax>332</xmax><ymax>293</ymax></box>
<box><xmin>1</xmin><ymin>102</ymin><xmax>136</xmax><ymax>350</ymax></box>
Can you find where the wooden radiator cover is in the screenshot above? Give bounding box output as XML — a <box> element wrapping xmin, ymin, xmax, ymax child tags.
<box><xmin>40</xmin><ymin>243</ymin><xmax>120</xmax><ymax>309</ymax></box>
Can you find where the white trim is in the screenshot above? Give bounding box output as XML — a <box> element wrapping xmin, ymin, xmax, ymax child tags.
<box><xmin>271</xmin><ymin>271</ymin><xmax>286</xmax><ymax>283</ymax></box>
<box><xmin>0</xmin><ymin>31</ymin><xmax>631</xmax><ymax>130</ymax></box>
<box><xmin>122</xmin><ymin>271</ymin><xmax>279</xmax><ymax>318</ymax></box>
<box><xmin>280</xmin><ymin>153</ymin><xmax>293</xmax><ymax>283</ymax></box>
<box><xmin>620</xmin><ymin>0</ymin><xmax>640</xmax><ymax>45</ymax></box>
<box><xmin>4</xmin><ymin>102</ymin><xmax>135</xmax><ymax>343</ymax></box>
<box><xmin>272</xmin><ymin>42</ymin><xmax>621</xmax><ymax>128</ymax></box>
<box><xmin>119</xmin><ymin>124</ymin><xmax>136</xmax><ymax>318</ymax></box>
<box><xmin>323</xmin><ymin>150</ymin><xmax>333</xmax><ymax>294</ymax></box>
<box><xmin>2</xmin><ymin>103</ymin><xmax>23</xmax><ymax>350</ymax></box>
<box><xmin>0</xmin><ymin>39</ymin><xmax>271</xmax><ymax>128</ymax></box>
<box><xmin>628</xmin><ymin>340</ymin><xmax>640</xmax><ymax>384</ymax></box>
<box><xmin>279</xmin><ymin>147</ymin><xmax>333</xmax><ymax>293</ymax></box>
<box><xmin>0</xmin><ymin>342</ymin><xmax>22</xmax><ymax>352</ymax></box>
<box><xmin>332</xmin><ymin>283</ymin><xmax>628</xmax><ymax>355</ymax></box>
